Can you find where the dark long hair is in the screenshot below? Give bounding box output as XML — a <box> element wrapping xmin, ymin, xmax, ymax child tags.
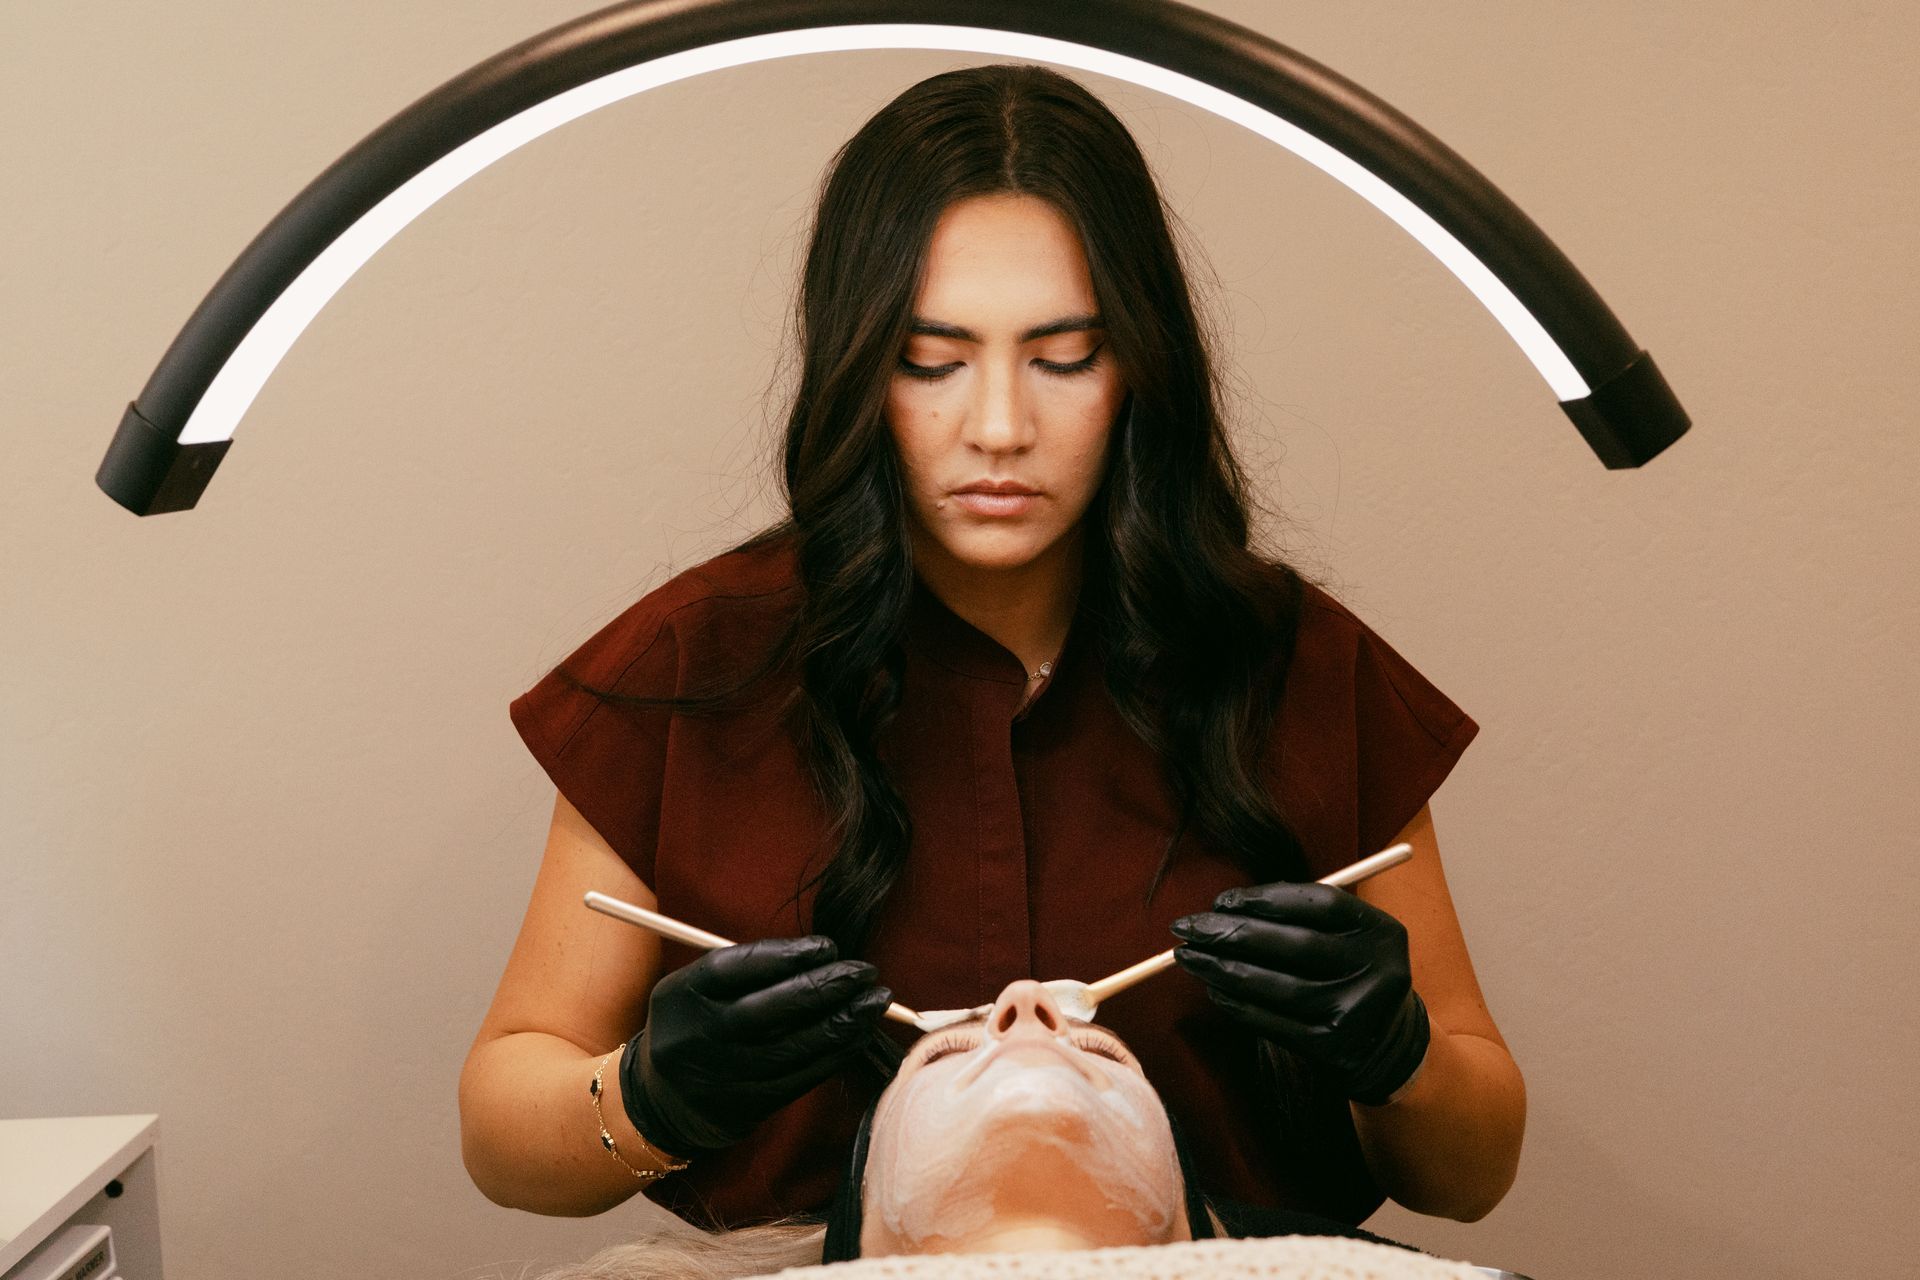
<box><xmin>560</xmin><ymin>63</ymin><xmax>1315</xmax><ymax>960</ymax></box>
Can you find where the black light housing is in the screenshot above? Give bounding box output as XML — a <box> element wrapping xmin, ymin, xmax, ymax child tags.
<box><xmin>98</xmin><ymin>0</ymin><xmax>1690</xmax><ymax>516</ymax></box>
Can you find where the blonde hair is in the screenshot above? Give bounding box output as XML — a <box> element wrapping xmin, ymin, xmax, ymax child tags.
<box><xmin>523</xmin><ymin>1220</ymin><xmax>827</xmax><ymax>1280</ymax></box>
<box><xmin>521</xmin><ymin>1207</ymin><xmax>1233</xmax><ymax>1280</ymax></box>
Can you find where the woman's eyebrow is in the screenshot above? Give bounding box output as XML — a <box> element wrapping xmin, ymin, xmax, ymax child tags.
<box><xmin>908</xmin><ymin>313</ymin><xmax>1104</xmax><ymax>342</ymax></box>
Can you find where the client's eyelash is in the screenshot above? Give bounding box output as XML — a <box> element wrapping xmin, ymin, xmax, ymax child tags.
<box><xmin>1068</xmin><ymin>1030</ymin><xmax>1131</xmax><ymax>1063</ymax></box>
<box><xmin>916</xmin><ymin>1027</ymin><xmax>1131</xmax><ymax>1064</ymax></box>
<box><xmin>919</xmin><ymin>1031</ymin><xmax>978</xmax><ymax>1063</ymax></box>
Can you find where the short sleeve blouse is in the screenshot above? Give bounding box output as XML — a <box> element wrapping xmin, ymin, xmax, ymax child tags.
<box><xmin>508</xmin><ymin>533</ymin><xmax>1478</xmax><ymax>1227</ymax></box>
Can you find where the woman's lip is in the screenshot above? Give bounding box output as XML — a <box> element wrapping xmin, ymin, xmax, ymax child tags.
<box><xmin>952</xmin><ymin>492</ymin><xmax>1039</xmax><ymax>516</ymax></box>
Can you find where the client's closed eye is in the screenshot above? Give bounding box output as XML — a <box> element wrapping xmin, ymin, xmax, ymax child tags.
<box><xmin>914</xmin><ymin>1026</ymin><xmax>1133</xmax><ymax>1065</ymax></box>
<box><xmin>918</xmin><ymin>1030</ymin><xmax>982</xmax><ymax>1063</ymax></box>
<box><xmin>1067</xmin><ymin>1029</ymin><xmax>1131</xmax><ymax>1063</ymax></box>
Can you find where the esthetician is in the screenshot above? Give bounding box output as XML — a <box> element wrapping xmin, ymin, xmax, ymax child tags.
<box><xmin>458</xmin><ymin>63</ymin><xmax>1525</xmax><ymax>1231</ymax></box>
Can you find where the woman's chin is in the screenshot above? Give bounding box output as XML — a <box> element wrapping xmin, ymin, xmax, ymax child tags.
<box><xmin>937</xmin><ymin>540</ymin><xmax>1050</xmax><ymax>572</ymax></box>
<box><xmin>872</xmin><ymin>1144</ymin><xmax>1176</xmax><ymax>1258</ymax></box>
<box><xmin>917</xmin><ymin>519</ymin><xmax>1073</xmax><ymax>570</ymax></box>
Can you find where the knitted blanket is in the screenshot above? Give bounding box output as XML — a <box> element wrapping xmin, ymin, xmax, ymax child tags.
<box><xmin>757</xmin><ymin>1235</ymin><xmax>1491</xmax><ymax>1279</ymax></box>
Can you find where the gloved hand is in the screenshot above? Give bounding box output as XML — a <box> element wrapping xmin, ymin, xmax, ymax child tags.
<box><xmin>1169</xmin><ymin>882</ymin><xmax>1430</xmax><ymax>1106</ymax></box>
<box><xmin>619</xmin><ymin>935</ymin><xmax>893</xmax><ymax>1156</ymax></box>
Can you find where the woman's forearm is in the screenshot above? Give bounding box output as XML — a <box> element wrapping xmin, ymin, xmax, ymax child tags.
<box><xmin>458</xmin><ymin>1030</ymin><xmax>682</xmax><ymax>1216</ymax></box>
<box><xmin>1349</xmin><ymin>1009</ymin><xmax>1527</xmax><ymax>1221</ymax></box>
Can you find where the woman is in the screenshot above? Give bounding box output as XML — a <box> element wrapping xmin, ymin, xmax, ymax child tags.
<box><xmin>458</xmin><ymin>62</ymin><xmax>1523</xmax><ymax>1230</ymax></box>
<box><xmin>521</xmin><ymin>980</ymin><xmax>1488</xmax><ymax>1280</ymax></box>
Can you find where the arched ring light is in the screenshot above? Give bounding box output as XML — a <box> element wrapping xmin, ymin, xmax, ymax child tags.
<box><xmin>97</xmin><ymin>0</ymin><xmax>1691</xmax><ymax>516</ymax></box>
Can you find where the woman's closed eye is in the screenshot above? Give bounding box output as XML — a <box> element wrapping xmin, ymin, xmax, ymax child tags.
<box><xmin>1067</xmin><ymin>1029</ymin><xmax>1132</xmax><ymax>1063</ymax></box>
<box><xmin>916</xmin><ymin>1029</ymin><xmax>982</xmax><ymax>1063</ymax></box>
<box><xmin>914</xmin><ymin>1026</ymin><xmax>1132</xmax><ymax>1065</ymax></box>
<box><xmin>898</xmin><ymin>344</ymin><xmax>1106</xmax><ymax>382</ymax></box>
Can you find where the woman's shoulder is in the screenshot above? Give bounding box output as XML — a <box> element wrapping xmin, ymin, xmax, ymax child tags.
<box><xmin>1286</xmin><ymin>569</ymin><xmax>1371</xmax><ymax>639</ymax></box>
<box><xmin>1227</xmin><ymin>558</ymin><xmax>1371</xmax><ymax>675</ymax></box>
<box><xmin>1283</xmin><ymin>570</ymin><xmax>1434</xmax><ymax>675</ymax></box>
<box><xmin>637</xmin><ymin>528</ymin><xmax>804</xmax><ymax>625</ymax></box>
<box><xmin>1257</xmin><ymin>560</ymin><xmax>1479</xmax><ymax>751</ymax></box>
<box><xmin>550</xmin><ymin>529</ymin><xmax>803</xmax><ymax>693</ymax></box>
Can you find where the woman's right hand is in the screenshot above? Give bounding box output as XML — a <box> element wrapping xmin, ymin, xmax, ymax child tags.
<box><xmin>618</xmin><ymin>935</ymin><xmax>893</xmax><ymax>1157</ymax></box>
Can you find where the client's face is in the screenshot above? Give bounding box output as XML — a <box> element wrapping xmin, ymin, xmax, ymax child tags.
<box><xmin>859</xmin><ymin>979</ymin><xmax>1186</xmax><ymax>1256</ymax></box>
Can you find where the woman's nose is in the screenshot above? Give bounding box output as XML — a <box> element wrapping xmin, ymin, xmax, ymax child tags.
<box><xmin>961</xmin><ymin>366</ymin><xmax>1037</xmax><ymax>454</ymax></box>
<box><xmin>965</xmin><ymin>412</ymin><xmax>1032</xmax><ymax>455</ymax></box>
<box><xmin>985</xmin><ymin>979</ymin><xmax>1068</xmax><ymax>1040</ymax></box>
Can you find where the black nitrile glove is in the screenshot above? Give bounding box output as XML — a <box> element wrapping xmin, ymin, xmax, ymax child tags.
<box><xmin>1169</xmin><ymin>882</ymin><xmax>1430</xmax><ymax>1106</ymax></box>
<box><xmin>619</xmin><ymin>935</ymin><xmax>893</xmax><ymax>1156</ymax></box>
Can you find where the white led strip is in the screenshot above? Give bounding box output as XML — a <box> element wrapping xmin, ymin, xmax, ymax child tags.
<box><xmin>179</xmin><ymin>22</ymin><xmax>1587</xmax><ymax>445</ymax></box>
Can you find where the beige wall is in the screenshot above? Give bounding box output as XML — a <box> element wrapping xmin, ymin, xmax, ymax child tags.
<box><xmin>4</xmin><ymin>2</ymin><xmax>1914</xmax><ymax>1276</ymax></box>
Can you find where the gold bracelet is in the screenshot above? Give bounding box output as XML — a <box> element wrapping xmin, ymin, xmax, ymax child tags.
<box><xmin>590</xmin><ymin>1049</ymin><xmax>690</xmax><ymax>1183</ymax></box>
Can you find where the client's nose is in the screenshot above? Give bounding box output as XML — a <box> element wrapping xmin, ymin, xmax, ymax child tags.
<box><xmin>985</xmin><ymin>979</ymin><xmax>1068</xmax><ymax>1041</ymax></box>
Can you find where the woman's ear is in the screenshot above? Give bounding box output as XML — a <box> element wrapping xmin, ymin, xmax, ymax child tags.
<box><xmin>821</xmin><ymin>1099</ymin><xmax>879</xmax><ymax>1262</ymax></box>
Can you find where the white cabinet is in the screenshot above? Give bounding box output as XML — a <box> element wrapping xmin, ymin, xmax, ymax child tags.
<box><xmin>0</xmin><ymin>1117</ymin><xmax>161</xmax><ymax>1279</ymax></box>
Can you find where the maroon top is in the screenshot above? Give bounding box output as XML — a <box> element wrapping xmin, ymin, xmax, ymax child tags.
<box><xmin>509</xmin><ymin>532</ymin><xmax>1479</xmax><ymax>1227</ymax></box>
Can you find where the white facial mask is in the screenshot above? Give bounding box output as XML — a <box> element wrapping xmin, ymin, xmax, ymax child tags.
<box><xmin>862</xmin><ymin>1026</ymin><xmax>1184</xmax><ymax>1252</ymax></box>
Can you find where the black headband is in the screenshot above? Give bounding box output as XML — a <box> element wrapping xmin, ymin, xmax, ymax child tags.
<box><xmin>819</xmin><ymin>1097</ymin><xmax>878</xmax><ymax>1262</ymax></box>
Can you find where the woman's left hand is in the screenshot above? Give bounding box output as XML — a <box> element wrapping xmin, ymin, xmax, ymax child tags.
<box><xmin>1169</xmin><ymin>882</ymin><xmax>1431</xmax><ymax>1105</ymax></box>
